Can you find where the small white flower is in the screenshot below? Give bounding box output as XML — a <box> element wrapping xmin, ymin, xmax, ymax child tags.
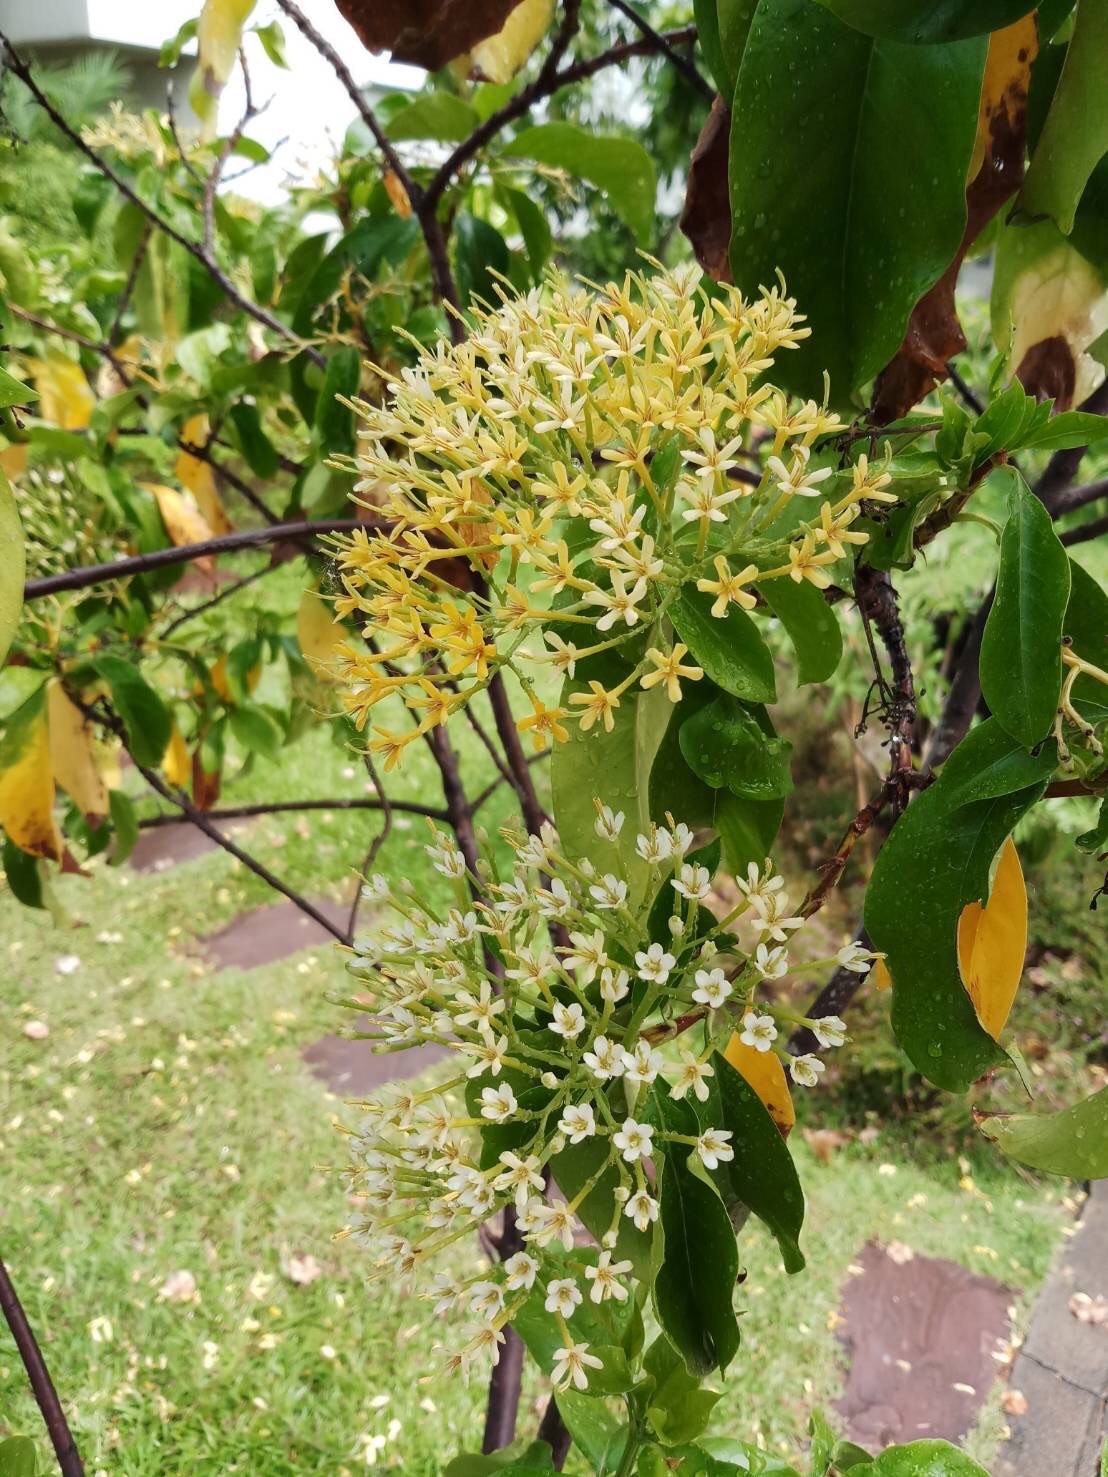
<box><xmin>558</xmin><ymin>1103</ymin><xmax>596</xmax><ymax>1144</ymax></box>
<box><xmin>737</xmin><ymin>859</ymin><xmax>783</xmax><ymax>902</ymax></box>
<box><xmin>503</xmin><ymin>1252</ymin><xmax>539</xmax><ymax>1291</ymax></box>
<box><xmin>480</xmin><ymin>1084</ymin><xmax>518</xmax><ymax>1122</ymax></box>
<box><xmin>635</xmin><ymin>942</ymin><xmax>675</xmax><ymax>984</ymax></box>
<box><xmin>582</xmin><ymin>1035</ymin><xmax>625</xmax><ymax>1080</ymax></box>
<box><xmin>788</xmin><ymin>1053</ymin><xmax>826</xmax><ymax>1088</ymax></box>
<box><xmin>549</xmin><ymin>1002</ymin><xmax>587</xmax><ymax>1040</ymax></box>
<box><xmin>468</xmin><ymin>1280</ymin><xmax>504</xmax><ymax>1319</ymax></box>
<box><xmin>551</xmin><ymin>1342</ymin><xmax>603</xmax><ymax>1391</ymax></box>
<box><xmin>635</xmin><ymin>828</ymin><xmax>673</xmax><ymax>865</ymax></box>
<box><xmin>622</xmin><ymin>1041</ymin><xmax>663</xmax><ymax>1086</ymax></box>
<box><xmin>812</xmin><ymin>1015</ymin><xmax>847</xmax><ymax>1049</ymax></box>
<box><xmin>669</xmin><ymin>1050</ymin><xmax>714</xmax><ymax>1102</ymax></box>
<box><xmin>426</xmin><ymin>841</ymin><xmax>466</xmax><ymax>879</ymax></box>
<box><xmin>691</xmin><ymin>967</ymin><xmax>732</xmax><ymax>1009</ymax></box>
<box><xmin>836</xmin><ymin>942</ymin><xmax>876</xmax><ymax>974</ymax></box>
<box><xmin>739</xmin><ymin>1011</ymin><xmax>777</xmax><ymax>1052</ymax></box>
<box><xmin>672</xmin><ymin>863</ymin><xmax>711</xmax><ymax>901</ymax></box>
<box><xmin>584</xmin><ymin>1250</ymin><xmax>632</xmax><ymax>1304</ymax></box>
<box><xmin>751</xmin><ymin>891</ymin><xmax>805</xmax><ymax>944</ymax></box>
<box><xmin>536</xmin><ymin>878</ymin><xmax>574</xmax><ymax>919</ymax></box>
<box><xmin>544</xmin><ymin>1278</ymin><xmax>583</xmax><ymax>1318</ymax></box>
<box><xmin>754</xmin><ymin>943</ymin><xmax>789</xmax><ymax>979</ymax></box>
<box><xmin>594</xmin><ymin>804</ymin><xmax>626</xmax><ymax>842</ymax></box>
<box><xmin>696</xmin><ymin>1129</ymin><xmax>734</xmax><ymax>1170</ymax></box>
<box><xmin>624</xmin><ymin>1190</ymin><xmax>659</xmax><ymax>1232</ymax></box>
<box><xmin>562</xmin><ymin>929</ymin><xmax>607</xmax><ymax>983</ymax></box>
<box><xmin>670</xmin><ymin>823</ymin><xmax>694</xmax><ymax>856</ymax></box>
<box><xmin>612</xmin><ymin>1117</ymin><xmax>654</xmax><ymax>1163</ymax></box>
<box><xmin>599</xmin><ymin>966</ymin><xmax>630</xmax><ymax>1004</ymax></box>
<box><xmin>493</xmin><ymin>1152</ymin><xmax>544</xmax><ymax>1207</ymax></box>
<box><xmin>589</xmin><ymin>874</ymin><xmax>628</xmax><ymax>910</ymax></box>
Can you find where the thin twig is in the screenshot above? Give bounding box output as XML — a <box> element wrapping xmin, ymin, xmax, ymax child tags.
<box><xmin>1050</xmin><ymin>475</ymin><xmax>1108</xmax><ymax>518</ymax></box>
<box><xmin>137</xmin><ymin>796</ymin><xmax>448</xmax><ymax>827</ymax></box>
<box><xmin>0</xmin><ymin>34</ymin><xmax>322</xmax><ymax>365</ymax></box>
<box><xmin>158</xmin><ymin>559</ymin><xmax>282</xmax><ymax>640</ymax></box>
<box><xmin>944</xmin><ymin>360</ymin><xmax>984</xmax><ymax>415</ymax></box>
<box><xmin>605</xmin><ymin>0</ymin><xmax>710</xmax><ymax>99</ymax></box>
<box><xmin>108</xmin><ymin>221</ymin><xmax>151</xmax><ymax>343</ymax></box>
<box><xmin>24</xmin><ymin>519</ymin><xmax>363</xmax><ymax>599</ymax></box>
<box><xmin>1060</xmin><ymin>510</ymin><xmax>1108</xmax><ymax>547</ymax></box>
<box><xmin>0</xmin><ymin>1256</ymin><xmax>84</xmax><ymax>1477</ymax></box>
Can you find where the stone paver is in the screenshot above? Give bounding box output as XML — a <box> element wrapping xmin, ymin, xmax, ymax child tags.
<box><xmin>995</xmin><ymin>1180</ymin><xmax>1108</xmax><ymax>1477</ymax></box>
<box><xmin>303</xmin><ymin>1025</ymin><xmax>448</xmax><ymax>1096</ymax></box>
<box><xmin>834</xmin><ymin>1241</ymin><xmax>1013</xmax><ymax>1450</ymax></box>
<box><xmin>198</xmin><ymin>898</ymin><xmax>348</xmax><ymax>969</ymax></box>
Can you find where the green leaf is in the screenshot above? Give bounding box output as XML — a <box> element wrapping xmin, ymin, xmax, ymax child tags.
<box><xmin>454</xmin><ymin>213</ymin><xmax>511</xmax><ymax>309</ymax></box>
<box><xmin>643</xmin><ymin>1335</ymin><xmax>723</xmax><ymax>1448</ymax></box>
<box><xmin>715</xmin><ymin>790</ymin><xmax>785</xmax><ymax>874</ymax></box>
<box><xmin>497</xmin><ymin>185</ymin><xmax>553</xmax><ymax>280</ymax></box>
<box><xmin>229</xmin><ymin>705</ymin><xmax>282</xmax><ymax>758</ymax></box>
<box><xmin>442</xmin><ymin>1442</ymin><xmax>555</xmax><ymax>1476</ymax></box>
<box><xmin>678</xmin><ymin>694</ymin><xmax>793</xmax><ymax>799</ymax></box>
<box><xmin>387</xmin><ymin>92</ymin><xmax>481</xmax><ymax>142</ymax></box>
<box><xmin>864</xmin><ymin>720</ymin><xmax>1055</xmax><ymax>1091</ymax></box>
<box><xmin>855</xmin><ymin>1440</ymin><xmax>989</xmax><ymax>1475</ymax></box>
<box><xmin>1014</xmin><ymin>408</ymin><xmax>1108</xmax><ymax>451</ymax></box>
<box><xmin>1018</xmin><ymin>0</ymin><xmax>1108</xmax><ymax>234</ymax></box>
<box><xmin>107</xmin><ymin>789</ymin><xmax>138</xmax><ymax>867</ymax></box>
<box><xmin>0</xmin><ymin>1438</ymin><xmax>36</xmax><ymax>1476</ymax></box>
<box><xmin>1077</xmin><ymin>797</ymin><xmax>1107</xmax><ymax>855</ymax></box>
<box><xmin>504</xmin><ymin>123</ymin><xmax>656</xmax><ymax>241</ymax></box>
<box><xmin>0</xmin><ymin>470</ymin><xmax>25</xmax><ymax>668</ymax></box>
<box><xmin>0</xmin><ymin>366</ymin><xmax>38</xmax><ymax>409</ymax></box>
<box><xmin>229</xmin><ymin>401</ymin><xmax>279</xmax><ymax>479</ymax></box>
<box><xmin>291</xmin><ymin>217</ymin><xmax>419</xmax><ymax>336</ymax></box>
<box><xmin>1063</xmin><ymin>559</ymin><xmax>1108</xmax><ymax>711</ymax></box>
<box><xmin>315</xmin><ymin>346</ymin><xmax>362</xmax><ymax>458</ymax></box>
<box><xmin>814</xmin><ymin>0</ymin><xmax>1035</xmax><ymax>42</ymax></box>
<box><xmin>254</xmin><ymin>20</ymin><xmax>289</xmax><ymax>68</ymax></box>
<box><xmin>159</xmin><ymin>16</ymin><xmax>198</xmax><ymax>67</ymax></box>
<box><xmin>717</xmin><ymin>0</ymin><xmax>759</xmax><ymax>94</ymax></box>
<box><xmin>653</xmin><ymin>1096</ymin><xmax>741</xmax><ymax>1377</ymax></box>
<box><xmin>757</xmin><ymin>576</ymin><xmax>842</xmax><ymax>684</ymax></box>
<box><xmin>704</xmin><ymin>1053</ymin><xmax>805</xmax><ymax>1272</ymax></box>
<box><xmin>555</xmin><ymin>1392</ymin><xmax>626</xmax><ymax>1474</ymax></box>
<box><xmin>552</xmin><ymin>651</ymin><xmax>670</xmax><ymax>908</ymax></box>
<box><xmin>92</xmin><ymin>655</ymin><xmax>171</xmax><ymax>769</ymax></box>
<box><xmin>977</xmin><ymin>1084</ymin><xmax>1108</xmax><ymax>1178</ymax></box>
<box><xmin>693</xmin><ymin>0</ymin><xmax>729</xmax><ymax>95</ymax></box>
<box><xmin>2</xmin><ymin>835</ymin><xmax>45</xmax><ymax>910</ymax></box>
<box><xmin>548</xmin><ymin>1133</ymin><xmax>655</xmax><ymax>1278</ymax></box>
<box><xmin>672</xmin><ymin>587</ymin><xmax>776</xmax><ymax>704</ymax></box>
<box><xmin>728</xmin><ymin>0</ymin><xmax>986</xmax><ymax>401</ymax></box>
<box><xmin>980</xmin><ymin>470</ymin><xmax>1071</xmax><ymax>747</ymax></box>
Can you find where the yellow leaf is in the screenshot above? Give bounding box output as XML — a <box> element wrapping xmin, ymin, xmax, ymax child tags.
<box><xmin>0</xmin><ymin>685</ymin><xmax>62</xmax><ymax>861</ymax></box>
<box><xmin>175</xmin><ymin>416</ymin><xmax>232</xmax><ymax>535</ymax></box>
<box><xmin>872</xmin><ymin>957</ymin><xmax>893</xmax><ymax>992</ymax></box>
<box><xmin>207</xmin><ymin>653</ymin><xmax>260</xmax><ymax>704</ymax></box>
<box><xmin>383</xmin><ymin>169</ymin><xmax>413</xmax><ymax>219</ymax></box>
<box><xmin>467</xmin><ymin>0</ymin><xmax>555</xmax><ymax>82</ymax></box>
<box><xmin>26</xmin><ymin>354</ymin><xmax>94</xmax><ymax>430</ymax></box>
<box><xmin>142</xmin><ymin>482</ymin><xmax>215</xmax><ymax>559</ymax></box>
<box><xmin>163</xmin><ymin>725</ymin><xmax>192</xmax><ymax>789</ymax></box>
<box><xmin>297</xmin><ymin>586</ymin><xmax>343</xmax><ymax>674</ymax></box>
<box><xmin>47</xmin><ymin>679</ymin><xmax>108</xmax><ymax>826</ymax></box>
<box><xmin>957</xmin><ymin>835</ymin><xmax>1027</xmax><ymax>1040</ymax></box>
<box><xmin>968</xmin><ymin>15</ymin><xmax>1037</xmax><ymax>184</ymax></box>
<box><xmin>190</xmin><ymin>0</ymin><xmax>258</xmax><ymax>135</ymax></box>
<box><xmin>0</xmin><ymin>443</ymin><xmax>27</xmax><ymax>477</ymax></box>
<box><xmin>724</xmin><ymin>1032</ymin><xmax>795</xmax><ymax>1136</ymax></box>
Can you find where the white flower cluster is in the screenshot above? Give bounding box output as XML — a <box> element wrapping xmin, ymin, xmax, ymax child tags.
<box><xmin>341</xmin><ymin>812</ymin><xmax>878</xmax><ymax>1385</ymax></box>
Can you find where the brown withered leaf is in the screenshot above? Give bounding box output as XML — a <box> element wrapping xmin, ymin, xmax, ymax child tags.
<box><xmin>335</xmin><ymin>0</ymin><xmax>527</xmax><ymax>72</ymax></box>
<box><xmin>1015</xmin><ymin>334</ymin><xmax>1076</xmax><ymax>406</ymax></box>
<box><xmin>873</xmin><ymin>15</ymin><xmax>1038</xmax><ymax>422</ymax></box>
<box><xmin>680</xmin><ymin>96</ymin><xmax>732</xmax><ymax>283</ymax></box>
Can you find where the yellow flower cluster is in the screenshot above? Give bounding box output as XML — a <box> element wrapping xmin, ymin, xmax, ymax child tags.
<box><xmin>332</xmin><ymin>262</ymin><xmax>895</xmax><ymax>767</ymax></box>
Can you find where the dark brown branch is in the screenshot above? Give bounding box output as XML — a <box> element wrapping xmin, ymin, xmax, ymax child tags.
<box><xmin>0</xmin><ymin>1256</ymin><xmax>84</xmax><ymax>1477</ymax></box>
<box><xmin>482</xmin><ymin>1209</ymin><xmax>527</xmax><ymax>1454</ymax></box>
<box><xmin>1049</xmin><ymin>475</ymin><xmax>1108</xmax><ymax>518</ymax></box>
<box><xmin>536</xmin><ymin>1396</ymin><xmax>573</xmax><ymax>1470</ymax></box>
<box><xmin>0</xmin><ymin>34</ymin><xmax>322</xmax><ymax>366</ymax></box>
<box><xmin>1060</xmin><ymin>510</ymin><xmax>1108</xmax><ymax>547</ymax></box>
<box><xmin>158</xmin><ymin>560</ymin><xmax>281</xmax><ymax>640</ymax></box>
<box><xmin>605</xmin><ymin>0</ymin><xmax>710</xmax><ymax>99</ymax></box>
<box><xmin>486</xmin><ymin>672</ymin><xmax>550</xmax><ymax>836</ymax></box>
<box><xmin>1035</xmin><ymin>380</ymin><xmax>1108</xmax><ymax>514</ymax></box>
<box><xmin>944</xmin><ymin>360</ymin><xmax>984</xmax><ymax>415</ymax></box>
<box><xmin>137</xmin><ymin>796</ymin><xmax>448</xmax><ymax>827</ymax></box>
<box><xmin>788</xmin><ymin>930</ymin><xmax>874</xmax><ymax>1057</ymax></box>
<box><xmin>24</xmin><ymin>519</ymin><xmax>363</xmax><ymax>599</ymax></box>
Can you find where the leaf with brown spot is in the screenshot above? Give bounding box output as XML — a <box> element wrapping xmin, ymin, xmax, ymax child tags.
<box><xmin>335</xmin><ymin>0</ymin><xmax>527</xmax><ymax>71</ymax></box>
<box><xmin>873</xmin><ymin>14</ymin><xmax>1038</xmax><ymax>421</ymax></box>
<box><xmin>957</xmin><ymin>835</ymin><xmax>1026</xmax><ymax>1039</ymax></box>
<box><xmin>723</xmin><ymin>1031</ymin><xmax>795</xmax><ymax>1136</ymax></box>
<box><xmin>680</xmin><ymin>95</ymin><xmax>732</xmax><ymax>283</ymax></box>
<box><xmin>143</xmin><ymin>483</ymin><xmax>216</xmax><ymax>573</ymax></box>
<box><xmin>0</xmin><ymin>684</ymin><xmax>62</xmax><ymax>862</ymax></box>
<box><xmin>47</xmin><ymin>679</ymin><xmax>108</xmax><ymax>827</ymax></box>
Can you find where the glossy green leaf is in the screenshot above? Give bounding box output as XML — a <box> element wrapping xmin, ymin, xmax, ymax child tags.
<box><xmin>0</xmin><ymin>470</ymin><xmax>24</xmax><ymax>668</ymax></box>
<box><xmin>728</xmin><ymin>0</ymin><xmax>986</xmax><ymax>401</ymax></box>
<box><xmin>93</xmin><ymin>655</ymin><xmax>172</xmax><ymax>768</ymax></box>
<box><xmin>0</xmin><ymin>366</ymin><xmax>38</xmax><ymax>409</ymax></box>
<box><xmin>254</xmin><ymin>20</ymin><xmax>288</xmax><ymax>67</ymax></box>
<box><xmin>229</xmin><ymin>705</ymin><xmax>282</xmax><ymax>758</ymax></box>
<box><xmin>291</xmin><ymin>217</ymin><xmax>419</xmax><ymax>336</ymax></box>
<box><xmin>442</xmin><ymin>1443</ymin><xmax>554</xmax><ymax>1476</ymax></box>
<box><xmin>814</xmin><ymin>0</ymin><xmax>1034</xmax><ymax>41</ymax></box>
<box><xmin>2</xmin><ymin>835</ymin><xmax>45</xmax><ymax>910</ymax></box>
<box><xmin>693</xmin><ymin>0</ymin><xmax>729</xmax><ymax>95</ymax></box>
<box><xmin>497</xmin><ymin>184</ymin><xmax>553</xmax><ymax>280</ymax></box>
<box><xmin>1077</xmin><ymin>797</ymin><xmax>1107</xmax><ymax>855</ymax></box>
<box><xmin>548</xmin><ymin>1133</ymin><xmax>655</xmax><ymax>1279</ymax></box>
<box><xmin>980</xmin><ymin>470</ymin><xmax>1071</xmax><ymax>747</ymax></box>
<box><xmin>505</xmin><ymin>123</ymin><xmax>656</xmax><ymax>240</ymax></box>
<box><xmin>1019</xmin><ymin>0</ymin><xmax>1108</xmax><ymax>234</ymax></box>
<box><xmin>855</xmin><ymin>1440</ymin><xmax>989</xmax><ymax>1474</ymax></box>
<box><xmin>977</xmin><ymin>1084</ymin><xmax>1108</xmax><ymax>1178</ymax></box>
<box><xmin>757</xmin><ymin>576</ymin><xmax>842</xmax><ymax>684</ymax></box>
<box><xmin>315</xmin><ymin>346</ymin><xmax>361</xmax><ymax>458</ymax></box>
<box><xmin>454</xmin><ymin>213</ymin><xmax>511</xmax><ymax>309</ymax></box>
<box><xmin>644</xmin><ymin>1336</ymin><xmax>723</xmax><ymax>1448</ymax></box>
<box><xmin>107</xmin><ymin>789</ymin><xmax>138</xmax><ymax>867</ymax></box>
<box><xmin>0</xmin><ymin>1437</ymin><xmax>37</xmax><ymax>1477</ymax></box>
<box><xmin>653</xmin><ymin>1095</ymin><xmax>741</xmax><ymax>1377</ymax></box>
<box><xmin>679</xmin><ymin>694</ymin><xmax>793</xmax><ymax>799</ymax></box>
<box><xmin>229</xmin><ymin>401</ymin><xmax>278</xmax><ymax>479</ymax></box>
<box><xmin>717</xmin><ymin>0</ymin><xmax>759</xmax><ymax>94</ymax></box>
<box><xmin>1063</xmin><ymin>558</ymin><xmax>1108</xmax><ymax>712</ymax></box>
<box><xmin>704</xmin><ymin>1053</ymin><xmax>805</xmax><ymax>1272</ymax></box>
<box><xmin>552</xmin><ymin>651</ymin><xmax>669</xmax><ymax>908</ymax></box>
<box><xmin>715</xmin><ymin>790</ymin><xmax>785</xmax><ymax>874</ymax></box>
<box><xmin>555</xmin><ymin>1392</ymin><xmax>626</xmax><ymax>1474</ymax></box>
<box><xmin>864</xmin><ymin>720</ymin><xmax>1055</xmax><ymax>1091</ymax></box>
<box><xmin>1014</xmin><ymin>408</ymin><xmax>1108</xmax><ymax>452</ymax></box>
<box><xmin>672</xmin><ymin>587</ymin><xmax>776</xmax><ymax>704</ymax></box>
<box><xmin>387</xmin><ymin>92</ymin><xmax>481</xmax><ymax>143</ymax></box>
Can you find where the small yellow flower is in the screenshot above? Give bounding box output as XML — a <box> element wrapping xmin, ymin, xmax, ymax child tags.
<box><xmin>517</xmin><ymin>700</ymin><xmax>570</xmax><ymax>751</ymax></box>
<box><xmin>813</xmin><ymin>502</ymin><xmax>869</xmax><ymax>561</ymax></box>
<box><xmin>640</xmin><ymin>644</ymin><xmax>704</xmax><ymax>703</ymax></box>
<box><xmin>787</xmin><ymin>534</ymin><xmax>838</xmax><ymax>589</ymax></box>
<box><xmin>368</xmin><ymin>727</ymin><xmax>419</xmax><ymax>771</ymax></box>
<box><xmin>849</xmin><ymin>452</ymin><xmax>896</xmax><ymax>504</ymax></box>
<box><xmin>569</xmin><ymin>680</ymin><xmax>621</xmax><ymax>732</ymax></box>
<box><xmin>695</xmin><ymin>557</ymin><xmax>760</xmax><ymax>617</ymax></box>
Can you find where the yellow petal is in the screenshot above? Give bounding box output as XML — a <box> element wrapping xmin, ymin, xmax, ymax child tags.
<box><xmin>724</xmin><ymin>1032</ymin><xmax>795</xmax><ymax>1136</ymax></box>
<box><xmin>468</xmin><ymin>0</ymin><xmax>555</xmax><ymax>83</ymax></box>
<box><xmin>872</xmin><ymin>957</ymin><xmax>893</xmax><ymax>992</ymax></box>
<box><xmin>0</xmin><ymin>685</ymin><xmax>62</xmax><ymax>861</ymax></box>
<box><xmin>47</xmin><ymin>679</ymin><xmax>108</xmax><ymax>826</ymax></box>
<box><xmin>26</xmin><ymin>354</ymin><xmax>94</xmax><ymax>430</ymax></box>
<box><xmin>957</xmin><ymin>835</ymin><xmax>1027</xmax><ymax>1040</ymax></box>
<box><xmin>163</xmin><ymin>725</ymin><xmax>192</xmax><ymax>790</ymax></box>
<box><xmin>297</xmin><ymin>586</ymin><xmax>343</xmax><ymax>674</ymax></box>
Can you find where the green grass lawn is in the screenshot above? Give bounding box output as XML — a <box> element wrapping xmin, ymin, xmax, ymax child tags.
<box><xmin>0</xmin><ymin>710</ymin><xmax>1082</xmax><ymax>1474</ymax></box>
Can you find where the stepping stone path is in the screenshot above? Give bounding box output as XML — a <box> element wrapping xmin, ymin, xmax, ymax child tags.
<box><xmin>199</xmin><ymin>898</ymin><xmax>349</xmax><ymax>970</ymax></box>
<box><xmin>304</xmin><ymin>1027</ymin><xmax>448</xmax><ymax>1096</ymax></box>
<box><xmin>129</xmin><ymin>821</ymin><xmax>251</xmax><ymax>873</ymax></box>
<box><xmin>834</xmin><ymin>1241</ymin><xmax>1013</xmax><ymax>1450</ymax></box>
<box><xmin>995</xmin><ymin>1179</ymin><xmax>1108</xmax><ymax>1477</ymax></box>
